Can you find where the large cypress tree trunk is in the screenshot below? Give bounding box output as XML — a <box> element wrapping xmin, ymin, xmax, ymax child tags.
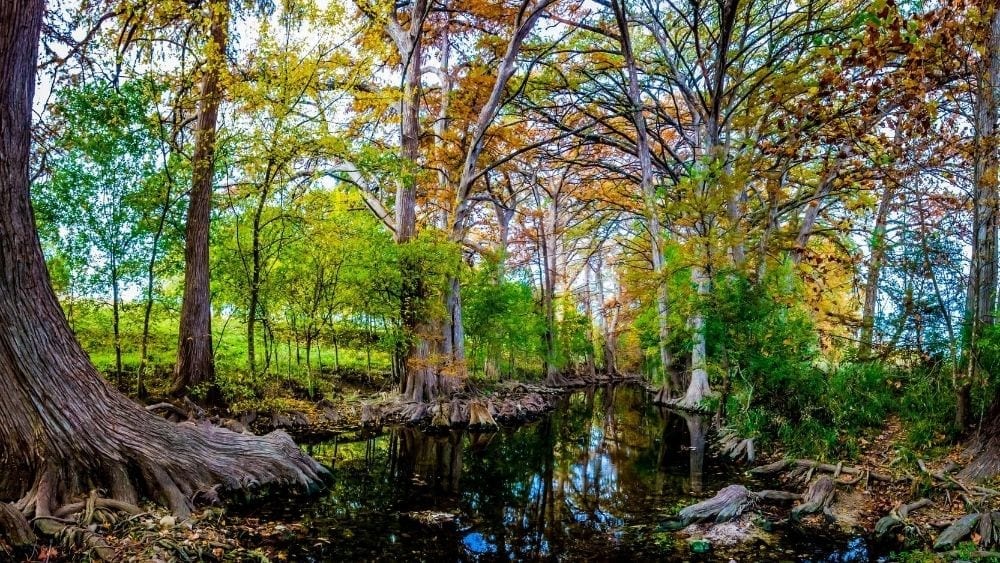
<box><xmin>172</xmin><ymin>0</ymin><xmax>228</xmax><ymax>397</ymax></box>
<box><xmin>0</xmin><ymin>0</ymin><xmax>325</xmax><ymax>522</ymax></box>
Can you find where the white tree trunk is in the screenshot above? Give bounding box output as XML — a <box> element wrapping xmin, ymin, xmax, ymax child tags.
<box><xmin>681</xmin><ymin>264</ymin><xmax>712</xmax><ymax>408</ymax></box>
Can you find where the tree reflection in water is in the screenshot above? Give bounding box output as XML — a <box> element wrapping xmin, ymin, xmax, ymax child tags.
<box><xmin>263</xmin><ymin>386</ymin><xmax>735</xmax><ymax>561</ymax></box>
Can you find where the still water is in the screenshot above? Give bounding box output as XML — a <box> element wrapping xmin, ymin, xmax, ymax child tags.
<box><xmin>248</xmin><ymin>385</ymin><xmax>877</xmax><ymax>561</ymax></box>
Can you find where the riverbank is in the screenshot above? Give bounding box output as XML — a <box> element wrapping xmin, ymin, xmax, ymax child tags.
<box><xmin>4</xmin><ymin>383</ymin><xmax>989</xmax><ymax>561</ymax></box>
<box><xmin>673</xmin><ymin>413</ymin><xmax>1000</xmax><ymax>561</ymax></box>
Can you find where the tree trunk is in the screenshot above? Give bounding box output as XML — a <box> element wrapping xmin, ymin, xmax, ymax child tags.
<box><xmin>541</xmin><ymin>198</ymin><xmax>561</xmax><ymax>384</ymax></box>
<box><xmin>595</xmin><ymin>252</ymin><xmax>618</xmax><ymax>376</ymax></box>
<box><xmin>138</xmin><ymin>160</ymin><xmax>174</xmax><ymax>399</ymax></box>
<box><xmin>172</xmin><ymin>0</ymin><xmax>228</xmax><ymax>399</ymax></box>
<box><xmin>860</xmin><ymin>182</ymin><xmax>895</xmax><ymax>358</ymax></box>
<box><xmin>681</xmin><ymin>264</ymin><xmax>712</xmax><ymax>408</ymax></box>
<box><xmin>790</xmin><ymin>144</ymin><xmax>850</xmax><ymax>265</ymax></box>
<box><xmin>612</xmin><ymin>0</ymin><xmax>673</xmax><ymax>394</ymax></box>
<box><xmin>963</xmin><ymin>3</ymin><xmax>1000</xmax><ymax>436</ymax></box>
<box><xmin>583</xmin><ymin>263</ymin><xmax>597</xmax><ymax>379</ymax></box>
<box><xmin>443</xmin><ymin>273</ymin><xmax>465</xmax><ymax>384</ymax></box>
<box><xmin>0</xmin><ymin>0</ymin><xmax>325</xmax><ymax>520</ymax></box>
<box><xmin>392</xmin><ymin>0</ymin><xmax>446</xmax><ymax>404</ymax></box>
<box><xmin>111</xmin><ymin>261</ymin><xmax>123</xmax><ymax>388</ymax></box>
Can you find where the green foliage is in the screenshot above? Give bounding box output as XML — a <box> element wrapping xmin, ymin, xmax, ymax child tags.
<box><xmin>35</xmin><ymin>79</ymin><xmax>180</xmax><ymax>301</ymax></box>
<box><xmin>708</xmin><ymin>268</ymin><xmax>905</xmax><ymax>459</ymax></box>
<box><xmin>554</xmin><ymin>298</ymin><xmax>596</xmax><ymax>373</ymax></box>
<box><xmin>463</xmin><ymin>261</ymin><xmax>546</xmax><ymax>379</ymax></box>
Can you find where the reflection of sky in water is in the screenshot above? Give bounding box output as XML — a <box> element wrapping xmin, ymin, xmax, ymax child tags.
<box><xmin>462</xmin><ymin>532</ymin><xmax>496</xmax><ymax>555</ymax></box>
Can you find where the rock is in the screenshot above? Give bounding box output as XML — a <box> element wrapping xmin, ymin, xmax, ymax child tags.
<box><xmin>159</xmin><ymin>515</ymin><xmax>176</xmax><ymax>529</ymax></box>
<box><xmin>689</xmin><ymin>538</ymin><xmax>711</xmax><ymax>553</ymax></box>
<box><xmin>682</xmin><ymin>513</ymin><xmax>768</xmax><ymax>547</ymax></box>
<box><xmin>934</xmin><ymin>513</ymin><xmax>981</xmax><ymax>551</ymax></box>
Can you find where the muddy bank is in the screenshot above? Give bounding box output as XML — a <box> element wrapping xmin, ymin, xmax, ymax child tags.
<box><xmin>233</xmin><ymin>374</ymin><xmax>642</xmax><ymax>439</ymax></box>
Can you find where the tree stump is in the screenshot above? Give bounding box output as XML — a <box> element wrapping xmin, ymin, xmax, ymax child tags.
<box><xmin>468</xmin><ymin>400</ymin><xmax>498</xmax><ymax>430</ymax></box>
<box><xmin>678</xmin><ymin>484</ymin><xmax>757</xmax><ymax>524</ymax></box>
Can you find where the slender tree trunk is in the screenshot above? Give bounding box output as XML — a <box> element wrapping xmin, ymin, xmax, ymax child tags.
<box><xmin>791</xmin><ymin>144</ymin><xmax>849</xmax><ymax>265</ymax></box>
<box><xmin>583</xmin><ymin>263</ymin><xmax>597</xmax><ymax>379</ymax></box>
<box><xmin>138</xmin><ymin>168</ymin><xmax>174</xmax><ymax>399</ymax></box>
<box><xmin>333</xmin><ymin>330</ymin><xmax>340</xmax><ymax>369</ymax></box>
<box><xmin>541</xmin><ymin>199</ymin><xmax>561</xmax><ymax>384</ymax></box>
<box><xmin>963</xmin><ymin>4</ymin><xmax>1000</xmax><ymax>434</ymax></box>
<box><xmin>0</xmin><ymin>0</ymin><xmax>325</xmax><ymax>519</ymax></box>
<box><xmin>613</xmin><ymin>0</ymin><xmax>672</xmax><ymax>391</ymax></box>
<box><xmin>445</xmin><ymin>275</ymin><xmax>465</xmax><ymax>363</ymax></box>
<box><xmin>172</xmin><ymin>0</ymin><xmax>228</xmax><ymax>399</ymax></box>
<box><xmin>860</xmin><ymin>183</ymin><xmax>895</xmax><ymax>357</ymax></box>
<box><xmin>111</xmin><ymin>262</ymin><xmax>123</xmax><ymax>388</ymax></box>
<box><xmin>595</xmin><ymin>252</ymin><xmax>617</xmax><ymax>375</ymax></box>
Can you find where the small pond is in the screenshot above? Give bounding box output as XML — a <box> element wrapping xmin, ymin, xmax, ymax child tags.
<box><xmin>243</xmin><ymin>385</ymin><xmax>885</xmax><ymax>561</ymax></box>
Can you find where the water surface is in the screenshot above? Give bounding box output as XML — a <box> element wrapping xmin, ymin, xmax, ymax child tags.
<box><xmin>247</xmin><ymin>385</ymin><xmax>875</xmax><ymax>561</ymax></box>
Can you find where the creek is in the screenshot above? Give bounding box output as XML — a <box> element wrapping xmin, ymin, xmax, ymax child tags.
<box><xmin>244</xmin><ymin>385</ymin><xmax>887</xmax><ymax>561</ymax></box>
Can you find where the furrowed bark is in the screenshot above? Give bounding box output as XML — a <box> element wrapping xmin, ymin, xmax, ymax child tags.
<box><xmin>0</xmin><ymin>0</ymin><xmax>326</xmax><ymax>522</ymax></box>
<box><xmin>172</xmin><ymin>0</ymin><xmax>229</xmax><ymax>398</ymax></box>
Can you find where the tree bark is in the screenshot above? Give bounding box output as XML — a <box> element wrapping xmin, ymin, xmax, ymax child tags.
<box><xmin>612</xmin><ymin>0</ymin><xmax>674</xmax><ymax>396</ymax></box>
<box><xmin>595</xmin><ymin>251</ymin><xmax>618</xmax><ymax>375</ymax></box>
<box><xmin>681</xmin><ymin>264</ymin><xmax>712</xmax><ymax>408</ymax></box>
<box><xmin>172</xmin><ymin>0</ymin><xmax>228</xmax><ymax>399</ymax></box>
<box><xmin>859</xmin><ymin>182</ymin><xmax>895</xmax><ymax>358</ymax></box>
<box><xmin>963</xmin><ymin>3</ymin><xmax>1000</xmax><ymax>449</ymax></box>
<box><xmin>962</xmin><ymin>4</ymin><xmax>1000</xmax><ymax>431</ymax></box>
<box><xmin>0</xmin><ymin>0</ymin><xmax>325</xmax><ymax>520</ymax></box>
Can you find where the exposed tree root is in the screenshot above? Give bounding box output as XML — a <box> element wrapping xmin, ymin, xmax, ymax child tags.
<box><xmin>934</xmin><ymin>513</ymin><xmax>981</xmax><ymax>550</ymax></box>
<box><xmin>670</xmin><ymin>483</ymin><xmax>805</xmax><ymax>530</ymax></box>
<box><xmin>932</xmin><ymin>511</ymin><xmax>1000</xmax><ymax>552</ymax></box>
<box><xmin>652</xmin><ymin>384</ymin><xmax>671</xmax><ymax>405</ymax></box>
<box><xmin>715</xmin><ymin>427</ymin><xmax>755</xmax><ymax>463</ymax></box>
<box><xmin>790</xmin><ymin>476</ymin><xmax>836</xmax><ymax>522</ymax></box>
<box><xmin>917</xmin><ymin>458</ymin><xmax>1000</xmax><ymax>498</ymax></box>
<box><xmin>544</xmin><ymin>372</ymin><xmax>585</xmax><ymax>387</ymax></box>
<box><xmin>429</xmin><ymin>401</ymin><xmax>451</xmax><ymax>431</ymax></box>
<box><xmin>752</xmin><ymin>458</ymin><xmax>896</xmax><ymax>483</ymax></box>
<box><xmin>875</xmin><ymin>498</ymin><xmax>932</xmax><ymax>538</ymax></box>
<box><xmin>4</xmin><ymin>419</ymin><xmax>327</xmax><ymax>559</ymax></box>
<box><xmin>0</xmin><ymin>502</ymin><xmax>34</xmax><ymax>547</ymax></box>
<box><xmin>7</xmin><ymin>422</ymin><xmax>327</xmax><ymax>524</ymax></box>
<box><xmin>35</xmin><ymin>515</ymin><xmax>116</xmax><ymax>561</ymax></box>
<box><xmin>678</xmin><ymin>485</ymin><xmax>757</xmax><ymax>525</ymax></box>
<box><xmin>146</xmin><ymin>402</ymin><xmax>192</xmax><ymax>422</ymax></box>
<box><xmin>361</xmin><ymin>403</ymin><xmax>382</xmax><ymax>427</ymax></box>
<box><xmin>652</xmin><ymin>392</ymin><xmax>712</xmax><ymax>413</ymax></box>
<box><xmin>467</xmin><ymin>399</ymin><xmax>498</xmax><ymax>430</ymax></box>
<box><xmin>15</xmin><ymin>490</ymin><xmax>149</xmax><ymax>561</ymax></box>
<box><xmin>958</xmin><ymin>403</ymin><xmax>1000</xmax><ymax>482</ymax></box>
<box><xmin>376</xmin><ymin>391</ymin><xmax>551</xmax><ymax>429</ymax></box>
<box><xmin>449</xmin><ymin>399</ymin><xmax>469</xmax><ymax>426</ymax></box>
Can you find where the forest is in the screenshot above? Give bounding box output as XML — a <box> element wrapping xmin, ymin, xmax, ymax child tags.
<box><xmin>2</xmin><ymin>0</ymin><xmax>1000</xmax><ymax>560</ymax></box>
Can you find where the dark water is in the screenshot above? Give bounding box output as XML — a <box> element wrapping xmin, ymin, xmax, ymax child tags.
<box><xmin>246</xmin><ymin>385</ymin><xmax>879</xmax><ymax>561</ymax></box>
